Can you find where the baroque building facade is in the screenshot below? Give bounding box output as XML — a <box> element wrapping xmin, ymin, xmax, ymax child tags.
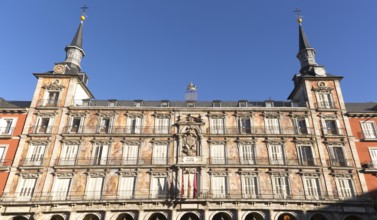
<box><xmin>0</xmin><ymin>16</ymin><xmax>376</xmax><ymax>220</ymax></box>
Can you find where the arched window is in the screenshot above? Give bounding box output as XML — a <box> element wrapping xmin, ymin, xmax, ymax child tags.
<box><xmin>212</xmin><ymin>212</ymin><xmax>231</xmax><ymax>220</ymax></box>
<box><xmin>116</xmin><ymin>213</ymin><xmax>134</xmax><ymax>220</ymax></box>
<box><xmin>244</xmin><ymin>212</ymin><xmax>264</xmax><ymax>220</ymax></box>
<box><xmin>83</xmin><ymin>214</ymin><xmax>100</xmax><ymax>220</ymax></box>
<box><xmin>148</xmin><ymin>213</ymin><xmax>167</xmax><ymax>220</ymax></box>
<box><xmin>180</xmin><ymin>213</ymin><xmax>200</xmax><ymax>220</ymax></box>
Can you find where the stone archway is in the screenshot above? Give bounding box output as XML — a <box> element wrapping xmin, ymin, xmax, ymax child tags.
<box><xmin>148</xmin><ymin>213</ymin><xmax>168</xmax><ymax>220</ymax></box>
<box><xmin>116</xmin><ymin>213</ymin><xmax>134</xmax><ymax>220</ymax></box>
<box><xmin>13</xmin><ymin>217</ymin><xmax>28</xmax><ymax>220</ymax></box>
<box><xmin>344</xmin><ymin>216</ymin><xmax>362</xmax><ymax>220</ymax></box>
<box><xmin>212</xmin><ymin>212</ymin><xmax>231</xmax><ymax>220</ymax></box>
<box><xmin>180</xmin><ymin>213</ymin><xmax>200</xmax><ymax>220</ymax></box>
<box><xmin>83</xmin><ymin>214</ymin><xmax>100</xmax><ymax>220</ymax></box>
<box><xmin>277</xmin><ymin>213</ymin><xmax>296</xmax><ymax>220</ymax></box>
<box><xmin>310</xmin><ymin>214</ymin><xmax>328</xmax><ymax>220</ymax></box>
<box><xmin>51</xmin><ymin>215</ymin><xmax>65</xmax><ymax>220</ymax></box>
<box><xmin>244</xmin><ymin>212</ymin><xmax>264</xmax><ymax>220</ymax></box>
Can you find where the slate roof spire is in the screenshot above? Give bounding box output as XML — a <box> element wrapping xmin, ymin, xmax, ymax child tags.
<box><xmin>296</xmin><ymin>16</ymin><xmax>327</xmax><ymax>76</ymax></box>
<box><xmin>64</xmin><ymin>15</ymin><xmax>86</xmax><ymax>73</ymax></box>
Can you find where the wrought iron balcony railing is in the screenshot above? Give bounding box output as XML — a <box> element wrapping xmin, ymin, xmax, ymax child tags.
<box><xmin>36</xmin><ymin>99</ymin><xmax>59</xmax><ymax>107</ymax></box>
<box><xmin>0</xmin><ymin>127</ymin><xmax>15</xmax><ymax>136</ymax></box>
<box><xmin>28</xmin><ymin>126</ymin><xmax>54</xmax><ymax>134</ymax></box>
<box><xmin>62</xmin><ymin>126</ymin><xmax>172</xmax><ymax>135</ymax></box>
<box><xmin>54</xmin><ymin>157</ymin><xmax>169</xmax><ymax>166</ymax></box>
<box><xmin>20</xmin><ymin>158</ymin><xmax>45</xmax><ymax>166</ymax></box>
<box><xmin>207</xmin><ymin>126</ymin><xmax>314</xmax><ymax>135</ymax></box>
<box><xmin>327</xmin><ymin>159</ymin><xmax>355</xmax><ymax>167</ymax></box>
<box><xmin>1</xmin><ymin>189</ymin><xmax>365</xmax><ymax>203</ymax></box>
<box><xmin>323</xmin><ymin>128</ymin><xmax>346</xmax><ymax>136</ymax></box>
<box><xmin>316</xmin><ymin>101</ymin><xmax>336</xmax><ymax>109</ymax></box>
<box><xmin>209</xmin><ymin>157</ymin><xmax>322</xmax><ymax>166</ymax></box>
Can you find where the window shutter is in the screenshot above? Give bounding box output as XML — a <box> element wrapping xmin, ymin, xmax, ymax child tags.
<box><xmin>53</xmin><ymin>178</ymin><xmax>71</xmax><ymax>200</ymax></box>
<box><xmin>100</xmin><ymin>145</ymin><xmax>109</xmax><ymax>165</ymax></box>
<box><xmin>211</xmin><ymin>144</ymin><xmax>225</xmax><ymax>164</ymax></box>
<box><xmin>119</xmin><ymin>176</ymin><xmax>135</xmax><ymax>198</ymax></box>
<box><xmin>305</xmin><ymin>118</ymin><xmax>311</xmax><ymax>134</ymax></box>
<box><xmin>0</xmin><ymin>119</ymin><xmax>6</xmax><ymax>134</ymax></box>
<box><xmin>369</xmin><ymin>149</ymin><xmax>377</xmax><ymax>168</ymax></box>
<box><xmin>321</xmin><ymin>119</ymin><xmax>328</xmax><ymax>135</ymax></box>
<box><xmin>135</xmin><ymin>117</ymin><xmax>141</xmax><ymax>133</ymax></box>
<box><xmin>336</xmin><ymin>120</ymin><xmax>342</xmax><ymax>135</ymax></box>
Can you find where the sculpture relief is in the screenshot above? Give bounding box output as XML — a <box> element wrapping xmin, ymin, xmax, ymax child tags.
<box><xmin>182</xmin><ymin>127</ymin><xmax>199</xmax><ymax>156</ymax></box>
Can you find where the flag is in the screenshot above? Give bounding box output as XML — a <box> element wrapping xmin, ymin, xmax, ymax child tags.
<box><xmin>193</xmin><ymin>169</ymin><xmax>197</xmax><ymax>198</ymax></box>
<box><xmin>181</xmin><ymin>172</ymin><xmax>184</xmax><ymax>197</ymax></box>
<box><xmin>188</xmin><ymin>173</ymin><xmax>191</xmax><ymax>198</ymax></box>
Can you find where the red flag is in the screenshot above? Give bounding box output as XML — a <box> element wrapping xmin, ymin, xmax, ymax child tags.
<box><xmin>181</xmin><ymin>172</ymin><xmax>185</xmax><ymax>197</ymax></box>
<box><xmin>193</xmin><ymin>170</ymin><xmax>197</xmax><ymax>198</ymax></box>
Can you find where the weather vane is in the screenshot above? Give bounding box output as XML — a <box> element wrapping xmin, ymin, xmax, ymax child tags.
<box><xmin>294</xmin><ymin>8</ymin><xmax>303</xmax><ymax>24</ymax></box>
<box><xmin>80</xmin><ymin>4</ymin><xmax>89</xmax><ymax>22</ymax></box>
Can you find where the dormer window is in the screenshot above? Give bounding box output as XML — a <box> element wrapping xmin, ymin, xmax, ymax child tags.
<box><xmin>265</xmin><ymin>101</ymin><xmax>274</xmax><ymax>107</ymax></box>
<box><xmin>44</xmin><ymin>91</ymin><xmax>59</xmax><ymax>107</ymax></box>
<box><xmin>213</xmin><ymin>100</ymin><xmax>221</xmax><ymax>107</ymax></box>
<box><xmin>108</xmin><ymin>100</ymin><xmax>117</xmax><ymax>107</ymax></box>
<box><xmin>161</xmin><ymin>100</ymin><xmax>170</xmax><ymax>107</ymax></box>
<box><xmin>187</xmin><ymin>101</ymin><xmax>195</xmax><ymax>107</ymax></box>
<box><xmin>239</xmin><ymin>101</ymin><xmax>248</xmax><ymax>107</ymax></box>
<box><xmin>134</xmin><ymin>100</ymin><xmax>143</xmax><ymax>107</ymax></box>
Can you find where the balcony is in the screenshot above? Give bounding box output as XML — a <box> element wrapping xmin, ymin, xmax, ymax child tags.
<box><xmin>209</xmin><ymin>157</ymin><xmax>322</xmax><ymax>167</ymax></box>
<box><xmin>1</xmin><ymin>189</ymin><xmax>362</xmax><ymax>204</ymax></box>
<box><xmin>327</xmin><ymin>159</ymin><xmax>354</xmax><ymax>167</ymax></box>
<box><xmin>20</xmin><ymin>158</ymin><xmax>45</xmax><ymax>167</ymax></box>
<box><xmin>0</xmin><ymin>127</ymin><xmax>15</xmax><ymax>137</ymax></box>
<box><xmin>36</xmin><ymin>99</ymin><xmax>59</xmax><ymax>108</ymax></box>
<box><xmin>316</xmin><ymin>101</ymin><xmax>336</xmax><ymax>110</ymax></box>
<box><xmin>323</xmin><ymin>127</ymin><xmax>345</xmax><ymax>136</ymax></box>
<box><xmin>178</xmin><ymin>156</ymin><xmax>206</xmax><ymax>165</ymax></box>
<box><xmin>54</xmin><ymin>157</ymin><xmax>169</xmax><ymax>167</ymax></box>
<box><xmin>207</xmin><ymin>126</ymin><xmax>314</xmax><ymax>136</ymax></box>
<box><xmin>28</xmin><ymin>126</ymin><xmax>54</xmax><ymax>135</ymax></box>
<box><xmin>62</xmin><ymin>126</ymin><xmax>173</xmax><ymax>135</ymax></box>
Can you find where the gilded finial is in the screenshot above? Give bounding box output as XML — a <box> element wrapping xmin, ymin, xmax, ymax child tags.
<box><xmin>80</xmin><ymin>4</ymin><xmax>89</xmax><ymax>23</ymax></box>
<box><xmin>187</xmin><ymin>81</ymin><xmax>197</xmax><ymax>91</ymax></box>
<box><xmin>294</xmin><ymin>8</ymin><xmax>303</xmax><ymax>25</ymax></box>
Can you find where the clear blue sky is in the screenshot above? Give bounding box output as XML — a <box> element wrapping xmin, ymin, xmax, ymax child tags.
<box><xmin>1</xmin><ymin>1</ymin><xmax>376</xmax><ymax>102</ymax></box>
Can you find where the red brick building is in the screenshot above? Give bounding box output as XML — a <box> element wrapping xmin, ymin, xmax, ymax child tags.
<box><xmin>0</xmin><ymin>98</ymin><xmax>29</xmax><ymax>195</ymax></box>
<box><xmin>347</xmin><ymin>103</ymin><xmax>377</xmax><ymax>199</ymax></box>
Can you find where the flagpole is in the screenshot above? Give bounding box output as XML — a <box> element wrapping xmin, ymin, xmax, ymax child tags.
<box><xmin>193</xmin><ymin>168</ymin><xmax>197</xmax><ymax>198</ymax></box>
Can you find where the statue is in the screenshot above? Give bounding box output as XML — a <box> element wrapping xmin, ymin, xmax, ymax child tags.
<box><xmin>182</xmin><ymin>127</ymin><xmax>198</xmax><ymax>156</ymax></box>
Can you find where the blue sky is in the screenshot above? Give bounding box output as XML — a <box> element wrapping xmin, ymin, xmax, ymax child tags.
<box><xmin>1</xmin><ymin>1</ymin><xmax>376</xmax><ymax>102</ymax></box>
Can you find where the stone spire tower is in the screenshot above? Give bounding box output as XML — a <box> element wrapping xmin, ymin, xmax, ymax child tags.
<box><xmin>296</xmin><ymin>17</ymin><xmax>327</xmax><ymax>76</ymax></box>
<box><xmin>52</xmin><ymin>15</ymin><xmax>86</xmax><ymax>76</ymax></box>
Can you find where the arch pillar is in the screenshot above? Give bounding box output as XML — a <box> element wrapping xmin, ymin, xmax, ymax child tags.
<box><xmin>171</xmin><ymin>209</ymin><xmax>177</xmax><ymax>220</ymax></box>
<box><xmin>204</xmin><ymin>209</ymin><xmax>209</xmax><ymax>220</ymax></box>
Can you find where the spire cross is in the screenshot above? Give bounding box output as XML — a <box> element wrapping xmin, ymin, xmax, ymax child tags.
<box><xmin>294</xmin><ymin>8</ymin><xmax>302</xmax><ymax>18</ymax></box>
<box><xmin>81</xmin><ymin>4</ymin><xmax>89</xmax><ymax>16</ymax></box>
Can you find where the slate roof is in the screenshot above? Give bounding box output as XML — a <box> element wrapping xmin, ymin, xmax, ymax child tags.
<box><xmin>0</xmin><ymin>98</ymin><xmax>30</xmax><ymax>108</ymax></box>
<box><xmin>345</xmin><ymin>102</ymin><xmax>377</xmax><ymax>113</ymax></box>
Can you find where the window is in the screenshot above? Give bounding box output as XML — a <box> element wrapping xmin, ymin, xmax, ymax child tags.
<box><xmin>0</xmin><ymin>118</ymin><xmax>16</xmax><ymax>135</ymax></box>
<box><xmin>212</xmin><ymin>176</ymin><xmax>227</xmax><ymax>198</ymax></box>
<box><xmin>92</xmin><ymin>144</ymin><xmax>109</xmax><ymax>165</ymax></box>
<box><xmin>86</xmin><ymin>177</ymin><xmax>104</xmax><ymax>199</ymax></box>
<box><xmin>322</xmin><ymin>119</ymin><xmax>341</xmax><ymax>135</ymax></box>
<box><xmin>369</xmin><ymin>148</ymin><xmax>377</xmax><ymax>168</ymax></box>
<box><xmin>181</xmin><ymin>172</ymin><xmax>198</xmax><ymax>198</ymax></box>
<box><xmin>0</xmin><ymin>146</ymin><xmax>6</xmax><ymax>164</ymax></box>
<box><xmin>52</xmin><ymin>178</ymin><xmax>71</xmax><ymax>200</ymax></box>
<box><xmin>239</xmin><ymin>143</ymin><xmax>255</xmax><ymax>165</ymax></box>
<box><xmin>212</xmin><ymin>101</ymin><xmax>221</xmax><ymax>107</ymax></box>
<box><xmin>122</xmin><ymin>144</ymin><xmax>139</xmax><ymax>165</ymax></box>
<box><xmin>298</xmin><ymin>145</ymin><xmax>315</xmax><ymax>166</ymax></box>
<box><xmin>45</xmin><ymin>91</ymin><xmax>60</xmax><ymax>106</ymax></box>
<box><xmin>330</xmin><ymin>146</ymin><xmax>346</xmax><ymax>166</ymax></box>
<box><xmin>361</xmin><ymin>121</ymin><xmax>377</xmax><ymax>139</ymax></box>
<box><xmin>126</xmin><ymin>116</ymin><xmax>142</xmax><ymax>134</ymax></box>
<box><xmin>151</xmin><ymin>176</ymin><xmax>168</xmax><ymax>198</ymax></box>
<box><xmin>268</xmin><ymin>144</ymin><xmax>284</xmax><ymax>165</ymax></box>
<box><xmin>152</xmin><ymin>144</ymin><xmax>167</xmax><ymax>165</ymax></box>
<box><xmin>210</xmin><ymin>118</ymin><xmax>224</xmax><ymax>134</ymax></box>
<box><xmin>318</xmin><ymin>92</ymin><xmax>334</xmax><ymax>109</ymax></box>
<box><xmin>16</xmin><ymin>178</ymin><xmax>36</xmax><ymax>201</ymax></box>
<box><xmin>265</xmin><ymin>118</ymin><xmax>280</xmax><ymax>134</ymax></box>
<box><xmin>242</xmin><ymin>176</ymin><xmax>258</xmax><ymax>198</ymax></box>
<box><xmin>118</xmin><ymin>176</ymin><xmax>136</xmax><ymax>198</ymax></box>
<box><xmin>304</xmin><ymin>176</ymin><xmax>321</xmax><ymax>199</ymax></box>
<box><xmin>239</xmin><ymin>101</ymin><xmax>247</xmax><ymax>107</ymax></box>
<box><xmin>238</xmin><ymin>117</ymin><xmax>252</xmax><ymax>134</ymax></box>
<box><xmin>59</xmin><ymin>144</ymin><xmax>78</xmax><ymax>165</ymax></box>
<box><xmin>155</xmin><ymin>116</ymin><xmax>170</xmax><ymax>134</ymax></box>
<box><xmin>337</xmin><ymin>178</ymin><xmax>355</xmax><ymax>199</ymax></box>
<box><xmin>161</xmin><ymin>101</ymin><xmax>169</xmax><ymax>107</ymax></box>
<box><xmin>210</xmin><ymin>144</ymin><xmax>226</xmax><ymax>164</ymax></box>
<box><xmin>294</xmin><ymin>118</ymin><xmax>309</xmax><ymax>134</ymax></box>
<box><xmin>68</xmin><ymin>117</ymin><xmax>83</xmax><ymax>133</ymax></box>
<box><xmin>272</xmin><ymin>176</ymin><xmax>290</xmax><ymax>198</ymax></box>
<box><xmin>99</xmin><ymin>117</ymin><xmax>111</xmax><ymax>133</ymax></box>
<box><xmin>36</xmin><ymin>117</ymin><xmax>53</xmax><ymax>133</ymax></box>
<box><xmin>25</xmin><ymin>144</ymin><xmax>46</xmax><ymax>166</ymax></box>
